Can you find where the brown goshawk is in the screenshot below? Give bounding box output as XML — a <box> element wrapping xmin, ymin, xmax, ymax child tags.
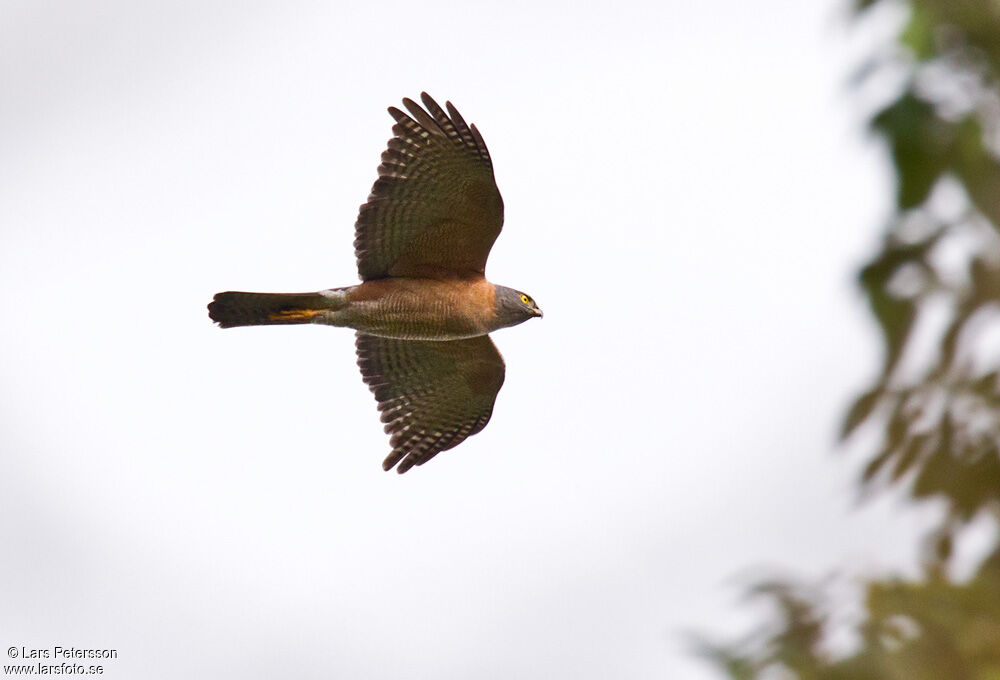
<box><xmin>208</xmin><ymin>93</ymin><xmax>542</xmax><ymax>473</ymax></box>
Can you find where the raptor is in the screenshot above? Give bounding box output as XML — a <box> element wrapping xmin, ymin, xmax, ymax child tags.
<box><xmin>208</xmin><ymin>93</ymin><xmax>542</xmax><ymax>473</ymax></box>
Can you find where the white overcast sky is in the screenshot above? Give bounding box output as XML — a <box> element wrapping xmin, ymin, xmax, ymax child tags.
<box><xmin>1</xmin><ymin>1</ymin><xmax>950</xmax><ymax>678</ymax></box>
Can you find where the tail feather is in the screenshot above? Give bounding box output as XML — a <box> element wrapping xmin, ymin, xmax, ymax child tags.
<box><xmin>208</xmin><ymin>290</ymin><xmax>345</xmax><ymax>328</ymax></box>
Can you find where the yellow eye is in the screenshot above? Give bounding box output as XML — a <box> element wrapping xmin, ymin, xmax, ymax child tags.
<box><xmin>520</xmin><ymin>294</ymin><xmax>531</xmax><ymax>305</ymax></box>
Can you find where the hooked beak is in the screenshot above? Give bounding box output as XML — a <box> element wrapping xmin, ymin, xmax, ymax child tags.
<box><xmin>534</xmin><ymin>308</ymin><xmax>544</xmax><ymax>318</ymax></box>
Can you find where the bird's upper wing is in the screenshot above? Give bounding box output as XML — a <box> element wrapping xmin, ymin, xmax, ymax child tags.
<box><xmin>354</xmin><ymin>93</ymin><xmax>504</xmax><ymax>281</ymax></box>
<box><xmin>355</xmin><ymin>332</ymin><xmax>506</xmax><ymax>473</ymax></box>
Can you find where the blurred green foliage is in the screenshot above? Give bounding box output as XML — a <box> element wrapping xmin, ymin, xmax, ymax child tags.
<box><xmin>702</xmin><ymin>1</ymin><xmax>1000</xmax><ymax>677</ymax></box>
<box><xmin>698</xmin><ymin>550</ymin><xmax>1000</xmax><ymax>679</ymax></box>
<box><xmin>846</xmin><ymin>0</ymin><xmax>1000</xmax><ymax>550</ymax></box>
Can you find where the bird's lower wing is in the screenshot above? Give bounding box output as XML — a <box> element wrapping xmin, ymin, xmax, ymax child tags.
<box><xmin>355</xmin><ymin>333</ymin><xmax>506</xmax><ymax>473</ymax></box>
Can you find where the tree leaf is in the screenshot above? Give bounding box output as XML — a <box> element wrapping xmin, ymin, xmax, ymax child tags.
<box><xmin>841</xmin><ymin>387</ymin><xmax>884</xmax><ymax>439</ymax></box>
<box><xmin>871</xmin><ymin>93</ymin><xmax>952</xmax><ymax>209</ymax></box>
<box><xmin>900</xmin><ymin>9</ymin><xmax>936</xmax><ymax>59</ymax></box>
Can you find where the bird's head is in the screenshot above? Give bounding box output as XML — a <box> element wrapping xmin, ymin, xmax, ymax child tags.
<box><xmin>494</xmin><ymin>286</ymin><xmax>543</xmax><ymax>329</ymax></box>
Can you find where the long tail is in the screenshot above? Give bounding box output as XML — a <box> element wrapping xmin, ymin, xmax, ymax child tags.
<box><xmin>208</xmin><ymin>289</ymin><xmax>347</xmax><ymax>328</ymax></box>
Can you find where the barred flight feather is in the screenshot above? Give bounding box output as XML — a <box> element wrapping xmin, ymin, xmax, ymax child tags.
<box><xmin>355</xmin><ymin>332</ymin><xmax>505</xmax><ymax>473</ymax></box>
<box><xmin>353</xmin><ymin>92</ymin><xmax>503</xmax><ymax>281</ymax></box>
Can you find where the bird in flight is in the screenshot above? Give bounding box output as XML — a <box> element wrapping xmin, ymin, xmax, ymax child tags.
<box><xmin>208</xmin><ymin>93</ymin><xmax>542</xmax><ymax>473</ymax></box>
